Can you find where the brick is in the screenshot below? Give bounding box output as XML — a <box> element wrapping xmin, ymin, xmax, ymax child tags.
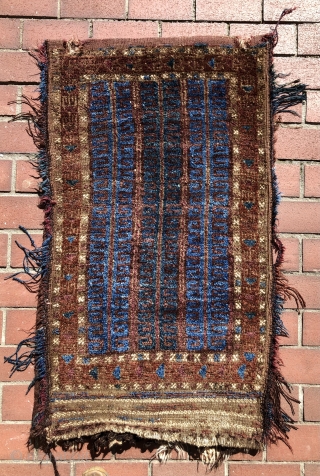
<box><xmin>0</xmin><ymin>196</ymin><xmax>43</xmax><ymax>229</ymax></box>
<box><xmin>275</xmin><ymin>163</ymin><xmax>300</xmax><ymax>197</ymax></box>
<box><xmin>0</xmin><ymin>160</ymin><xmax>12</xmax><ymax>192</ymax></box>
<box><xmin>0</xmin><ymin>234</ymin><xmax>8</xmax><ymax>268</ymax></box>
<box><xmin>229</xmin><ymin>463</ymin><xmax>300</xmax><ymax>476</ymax></box>
<box><xmin>280</xmin><ymin>348</ymin><xmax>320</xmax><ymax>384</ymax></box>
<box><xmin>0</xmin><ymin>0</ymin><xmax>57</xmax><ymax>17</ymax></box>
<box><xmin>0</xmin><ymin>52</ymin><xmax>39</xmax><ymax>83</ymax></box>
<box><xmin>129</xmin><ymin>0</ymin><xmax>193</xmax><ymax>20</ymax></box>
<box><xmin>5</xmin><ymin>309</ymin><xmax>36</xmax><ymax>345</ymax></box>
<box><xmin>21</xmin><ymin>86</ymin><xmax>39</xmax><ymax>114</ymax></box>
<box><xmin>2</xmin><ymin>385</ymin><xmax>33</xmax><ymax>421</ymax></box>
<box><xmin>75</xmin><ymin>462</ymin><xmax>148</xmax><ymax>476</ymax></box>
<box><xmin>303</xmin><ymin>312</ymin><xmax>320</xmax><ymax>346</ymax></box>
<box><xmin>162</xmin><ymin>22</ymin><xmax>228</xmax><ymax>37</ymax></box>
<box><xmin>229</xmin><ymin>451</ymin><xmax>263</xmax><ymax>462</ymax></box>
<box><xmin>61</xmin><ymin>0</ymin><xmax>125</xmax><ymax>19</ymax></box>
<box><xmin>275</xmin><ymin>127</ymin><xmax>320</xmax><ymax>161</ymax></box>
<box><xmin>15</xmin><ymin>160</ymin><xmax>38</xmax><ymax>193</ymax></box>
<box><xmin>305</xmin><ymin>165</ymin><xmax>320</xmax><ymax>197</ymax></box>
<box><xmin>267</xmin><ymin>424</ymin><xmax>320</xmax><ymax>461</ymax></box>
<box><xmin>230</xmin><ymin>24</ymin><xmax>296</xmax><ymax>55</ymax></box>
<box><xmin>0</xmin><ymin>463</ymin><xmax>70</xmax><ymax>476</ymax></box>
<box><xmin>11</xmin><ymin>233</ymin><xmax>43</xmax><ymax>268</ymax></box>
<box><xmin>153</xmin><ymin>461</ymin><xmax>225</xmax><ymax>476</ymax></box>
<box><xmin>305</xmin><ymin>464</ymin><xmax>320</xmax><ymax>476</ymax></box>
<box><xmin>0</xmin><ymin>122</ymin><xmax>36</xmax><ymax>153</ymax></box>
<box><xmin>0</xmin><ymin>274</ymin><xmax>37</xmax><ymax>308</ymax></box>
<box><xmin>115</xmin><ymin>446</ymin><xmax>155</xmax><ymax>459</ymax></box>
<box><xmin>23</xmin><ymin>20</ymin><xmax>89</xmax><ymax>49</ymax></box>
<box><xmin>306</xmin><ymin>91</ymin><xmax>320</xmax><ymax>123</ymax></box>
<box><xmin>93</xmin><ymin>21</ymin><xmax>158</xmax><ymax>39</ymax></box>
<box><xmin>304</xmin><ymin>387</ymin><xmax>320</xmax><ymax>422</ymax></box>
<box><xmin>197</xmin><ymin>0</ymin><xmax>261</xmax><ymax>21</ymax></box>
<box><xmin>279</xmin><ymin>311</ymin><xmax>299</xmax><ymax>345</ymax></box>
<box><xmin>285</xmin><ymin>275</ymin><xmax>320</xmax><ymax>309</ymax></box>
<box><xmin>264</xmin><ymin>0</ymin><xmax>320</xmax><ymax>22</ymax></box>
<box><xmin>303</xmin><ymin>239</ymin><xmax>320</xmax><ymax>272</ymax></box>
<box><xmin>0</xmin><ymin>85</ymin><xmax>17</xmax><ymax>115</ymax></box>
<box><xmin>280</xmin><ymin>237</ymin><xmax>300</xmax><ymax>272</ymax></box>
<box><xmin>0</xmin><ymin>424</ymin><xmax>32</xmax><ymax>460</ymax></box>
<box><xmin>278</xmin><ymin>201</ymin><xmax>320</xmax><ymax>233</ymax></box>
<box><xmin>277</xmin><ymin>104</ymin><xmax>302</xmax><ymax>124</ymax></box>
<box><xmin>0</xmin><ymin>19</ymin><xmax>20</xmax><ymax>49</ymax></box>
<box><xmin>274</xmin><ymin>57</ymin><xmax>320</xmax><ymax>90</ymax></box>
<box><xmin>299</xmin><ymin>24</ymin><xmax>320</xmax><ymax>55</ymax></box>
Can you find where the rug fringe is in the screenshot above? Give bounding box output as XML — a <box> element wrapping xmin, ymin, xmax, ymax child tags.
<box><xmin>261</xmin><ymin>12</ymin><xmax>306</xmax><ymax>450</ymax></box>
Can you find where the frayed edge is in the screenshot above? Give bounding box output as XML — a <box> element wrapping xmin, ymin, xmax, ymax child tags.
<box><xmin>4</xmin><ymin>43</ymin><xmax>52</xmax><ymax>456</ymax></box>
<box><xmin>261</xmin><ymin>10</ymin><xmax>306</xmax><ymax>451</ymax></box>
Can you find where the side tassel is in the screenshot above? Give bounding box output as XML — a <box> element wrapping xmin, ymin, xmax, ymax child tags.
<box><xmin>5</xmin><ymin>226</ymin><xmax>51</xmax><ymax>292</ymax></box>
<box><xmin>4</xmin><ymin>328</ymin><xmax>46</xmax><ymax>393</ymax></box>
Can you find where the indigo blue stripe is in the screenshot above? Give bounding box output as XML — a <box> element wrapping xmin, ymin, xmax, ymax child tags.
<box><xmin>137</xmin><ymin>81</ymin><xmax>161</xmax><ymax>351</ymax></box>
<box><xmin>185</xmin><ymin>79</ymin><xmax>207</xmax><ymax>351</ymax></box>
<box><xmin>207</xmin><ymin>79</ymin><xmax>230</xmax><ymax>351</ymax></box>
<box><xmin>110</xmin><ymin>82</ymin><xmax>135</xmax><ymax>352</ymax></box>
<box><xmin>159</xmin><ymin>80</ymin><xmax>182</xmax><ymax>351</ymax></box>
<box><xmin>87</xmin><ymin>81</ymin><xmax>113</xmax><ymax>355</ymax></box>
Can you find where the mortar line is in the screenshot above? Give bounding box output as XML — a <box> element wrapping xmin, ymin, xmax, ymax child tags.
<box><xmin>301</xmin><ymin>462</ymin><xmax>305</xmax><ymax>476</ymax></box>
<box><xmin>1</xmin><ymin>308</ymin><xmax>6</xmax><ymax>346</ymax></box>
<box><xmin>193</xmin><ymin>0</ymin><xmax>196</xmax><ymax>21</ymax></box>
<box><xmin>125</xmin><ymin>0</ymin><xmax>129</xmax><ymax>20</ymax></box>
<box><xmin>158</xmin><ymin>21</ymin><xmax>162</xmax><ymax>38</ymax></box>
<box><xmin>19</xmin><ymin>20</ymin><xmax>24</xmax><ymax>50</ymax></box>
<box><xmin>299</xmin><ymin>384</ymin><xmax>304</xmax><ymax>422</ymax></box>
<box><xmin>89</xmin><ymin>19</ymin><xmax>93</xmax><ymax>38</ymax></box>
<box><xmin>57</xmin><ymin>0</ymin><xmax>61</xmax><ymax>19</ymax></box>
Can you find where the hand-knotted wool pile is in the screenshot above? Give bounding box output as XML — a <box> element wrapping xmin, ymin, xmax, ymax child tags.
<box><xmin>6</xmin><ymin>30</ymin><xmax>306</xmax><ymax>469</ymax></box>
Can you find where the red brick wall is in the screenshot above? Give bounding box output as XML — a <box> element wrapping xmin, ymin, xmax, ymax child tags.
<box><xmin>0</xmin><ymin>1</ymin><xmax>319</xmax><ymax>475</ymax></box>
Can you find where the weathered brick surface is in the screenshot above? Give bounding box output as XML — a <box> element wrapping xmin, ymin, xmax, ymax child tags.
<box><xmin>2</xmin><ymin>385</ymin><xmax>33</xmax><ymax>421</ymax></box>
<box><xmin>0</xmin><ymin>234</ymin><xmax>8</xmax><ymax>268</ymax></box>
<box><xmin>74</xmin><ymin>462</ymin><xmax>149</xmax><ymax>476</ymax></box>
<box><xmin>0</xmin><ymin>160</ymin><xmax>12</xmax><ymax>192</ymax></box>
<box><xmin>275</xmin><ymin>162</ymin><xmax>300</xmax><ymax>197</ymax></box>
<box><xmin>0</xmin><ymin>122</ymin><xmax>37</xmax><ymax>153</ymax></box>
<box><xmin>304</xmin><ymin>387</ymin><xmax>320</xmax><ymax>422</ymax></box>
<box><xmin>15</xmin><ymin>160</ymin><xmax>38</xmax><ymax>193</ymax></box>
<box><xmin>129</xmin><ymin>0</ymin><xmax>193</xmax><ymax>20</ymax></box>
<box><xmin>5</xmin><ymin>309</ymin><xmax>36</xmax><ymax>345</ymax></box>
<box><xmin>93</xmin><ymin>20</ymin><xmax>158</xmax><ymax>39</ymax></box>
<box><xmin>23</xmin><ymin>20</ymin><xmax>89</xmax><ymax>48</ymax></box>
<box><xmin>162</xmin><ymin>22</ymin><xmax>228</xmax><ymax>37</ymax></box>
<box><xmin>306</xmin><ymin>91</ymin><xmax>320</xmax><ymax>123</ymax></box>
<box><xmin>264</xmin><ymin>0</ymin><xmax>320</xmax><ymax>22</ymax></box>
<box><xmin>279</xmin><ymin>311</ymin><xmax>299</xmax><ymax>345</ymax></box>
<box><xmin>280</xmin><ymin>348</ymin><xmax>320</xmax><ymax>384</ymax></box>
<box><xmin>0</xmin><ymin>85</ymin><xmax>17</xmax><ymax>115</ymax></box>
<box><xmin>267</xmin><ymin>424</ymin><xmax>320</xmax><ymax>461</ymax></box>
<box><xmin>278</xmin><ymin>202</ymin><xmax>320</xmax><ymax>234</ymax></box>
<box><xmin>274</xmin><ymin>57</ymin><xmax>320</xmax><ymax>90</ymax></box>
<box><xmin>305</xmin><ymin>165</ymin><xmax>320</xmax><ymax>197</ymax></box>
<box><xmin>0</xmin><ymin>274</ymin><xmax>37</xmax><ymax>308</ymax></box>
<box><xmin>305</xmin><ymin>464</ymin><xmax>320</xmax><ymax>476</ymax></box>
<box><xmin>61</xmin><ymin>0</ymin><xmax>125</xmax><ymax>18</ymax></box>
<box><xmin>0</xmin><ymin>19</ymin><xmax>20</xmax><ymax>49</ymax></box>
<box><xmin>196</xmin><ymin>0</ymin><xmax>261</xmax><ymax>21</ymax></box>
<box><xmin>303</xmin><ymin>239</ymin><xmax>320</xmax><ymax>272</ymax></box>
<box><xmin>0</xmin><ymin>196</ymin><xmax>43</xmax><ymax>229</ymax></box>
<box><xmin>299</xmin><ymin>24</ymin><xmax>320</xmax><ymax>55</ymax></box>
<box><xmin>0</xmin><ymin>52</ymin><xmax>39</xmax><ymax>83</ymax></box>
<box><xmin>0</xmin><ymin>463</ymin><xmax>70</xmax><ymax>476</ymax></box>
<box><xmin>229</xmin><ymin>463</ymin><xmax>300</xmax><ymax>476</ymax></box>
<box><xmin>275</xmin><ymin>127</ymin><xmax>320</xmax><ymax>161</ymax></box>
<box><xmin>303</xmin><ymin>312</ymin><xmax>320</xmax><ymax>346</ymax></box>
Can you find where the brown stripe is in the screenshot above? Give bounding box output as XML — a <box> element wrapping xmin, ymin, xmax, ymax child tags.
<box><xmin>128</xmin><ymin>81</ymin><xmax>142</xmax><ymax>353</ymax></box>
<box><xmin>154</xmin><ymin>79</ymin><xmax>165</xmax><ymax>352</ymax></box>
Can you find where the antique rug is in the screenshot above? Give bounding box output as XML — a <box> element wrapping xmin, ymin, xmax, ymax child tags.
<box><xmin>6</xmin><ymin>25</ymin><xmax>306</xmax><ymax>470</ymax></box>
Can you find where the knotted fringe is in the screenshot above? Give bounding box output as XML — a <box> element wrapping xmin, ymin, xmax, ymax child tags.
<box><xmin>3</xmin><ymin>42</ymin><xmax>55</xmax><ymax>466</ymax></box>
<box><xmin>4</xmin><ymin>11</ymin><xmax>306</xmax><ymax>474</ymax></box>
<box><xmin>261</xmin><ymin>8</ymin><xmax>306</xmax><ymax>452</ymax></box>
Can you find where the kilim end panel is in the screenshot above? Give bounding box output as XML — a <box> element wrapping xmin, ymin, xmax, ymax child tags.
<box><xmin>6</xmin><ymin>34</ymin><xmax>306</xmax><ymax>466</ymax></box>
